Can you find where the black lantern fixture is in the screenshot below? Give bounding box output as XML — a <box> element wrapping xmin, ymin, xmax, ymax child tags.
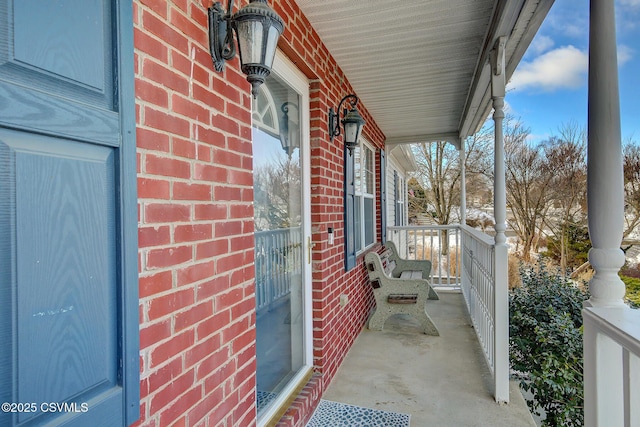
<box><xmin>328</xmin><ymin>94</ymin><xmax>366</xmax><ymax>154</ymax></box>
<box><xmin>279</xmin><ymin>102</ymin><xmax>299</xmax><ymax>156</ymax></box>
<box><xmin>208</xmin><ymin>0</ymin><xmax>284</xmax><ymax>98</ymax></box>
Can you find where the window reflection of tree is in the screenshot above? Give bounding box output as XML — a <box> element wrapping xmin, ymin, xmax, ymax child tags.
<box><xmin>254</xmin><ymin>155</ymin><xmax>301</xmax><ymax>231</ymax></box>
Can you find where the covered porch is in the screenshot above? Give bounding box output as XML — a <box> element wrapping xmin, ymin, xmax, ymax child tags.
<box><xmin>322</xmin><ymin>292</ymin><xmax>535</xmax><ymax>426</ymax></box>
<box><xmin>316</xmin><ymin>223</ymin><xmax>640</xmax><ymax>425</ymax></box>
<box><xmin>295</xmin><ymin>0</ymin><xmax>640</xmax><ymax>425</ymax></box>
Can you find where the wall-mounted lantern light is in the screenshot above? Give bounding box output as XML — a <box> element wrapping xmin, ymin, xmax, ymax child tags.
<box><xmin>208</xmin><ymin>0</ymin><xmax>284</xmax><ymax>98</ymax></box>
<box><xmin>328</xmin><ymin>94</ymin><xmax>366</xmax><ymax>154</ymax></box>
<box><xmin>279</xmin><ymin>102</ymin><xmax>299</xmax><ymax>156</ymax></box>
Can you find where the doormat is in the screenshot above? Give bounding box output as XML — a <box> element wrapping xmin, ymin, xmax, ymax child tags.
<box><xmin>306</xmin><ymin>400</ymin><xmax>410</xmax><ymax>427</ymax></box>
<box><xmin>256</xmin><ymin>390</ymin><xmax>277</xmax><ymax>412</ymax></box>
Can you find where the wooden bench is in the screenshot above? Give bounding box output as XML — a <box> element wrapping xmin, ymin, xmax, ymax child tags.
<box><xmin>364</xmin><ymin>250</ymin><xmax>440</xmax><ymax>336</ymax></box>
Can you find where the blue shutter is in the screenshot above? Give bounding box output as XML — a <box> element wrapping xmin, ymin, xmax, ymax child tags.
<box><xmin>344</xmin><ymin>148</ymin><xmax>356</xmax><ymax>271</ymax></box>
<box><xmin>380</xmin><ymin>150</ymin><xmax>387</xmax><ymax>243</ymax></box>
<box><xmin>0</xmin><ymin>1</ymin><xmax>139</xmax><ymax>425</ymax></box>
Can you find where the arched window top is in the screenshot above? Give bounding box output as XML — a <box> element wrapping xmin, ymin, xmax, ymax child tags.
<box><xmin>252</xmin><ymin>84</ymin><xmax>279</xmax><ymax>139</ymax></box>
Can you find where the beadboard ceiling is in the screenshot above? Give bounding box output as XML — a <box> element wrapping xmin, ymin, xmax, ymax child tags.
<box><xmin>294</xmin><ymin>0</ymin><xmax>554</xmax><ymax>147</ymax></box>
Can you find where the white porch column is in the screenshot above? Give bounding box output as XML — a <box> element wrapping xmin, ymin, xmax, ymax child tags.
<box><xmin>490</xmin><ymin>36</ymin><xmax>509</xmax><ymax>404</ymax></box>
<box><xmin>459</xmin><ymin>138</ymin><xmax>467</xmax><ymax>226</ymax></box>
<box><xmin>459</xmin><ymin>138</ymin><xmax>467</xmax><ymax>292</ymax></box>
<box><xmin>491</xmin><ymin>37</ymin><xmax>507</xmax><ymax>246</ymax></box>
<box><xmin>584</xmin><ymin>1</ymin><xmax>630</xmax><ymax>425</ymax></box>
<box><xmin>585</xmin><ymin>0</ymin><xmax>626</xmax><ymax>307</ymax></box>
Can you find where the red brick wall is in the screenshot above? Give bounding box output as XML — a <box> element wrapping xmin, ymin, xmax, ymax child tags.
<box><xmin>133</xmin><ymin>1</ymin><xmax>385</xmax><ymax>426</ymax></box>
<box><xmin>274</xmin><ymin>0</ymin><xmax>385</xmax><ymax>393</ymax></box>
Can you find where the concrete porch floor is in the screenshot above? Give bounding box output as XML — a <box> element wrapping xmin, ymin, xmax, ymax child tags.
<box><xmin>322</xmin><ymin>292</ymin><xmax>536</xmax><ymax>427</ymax></box>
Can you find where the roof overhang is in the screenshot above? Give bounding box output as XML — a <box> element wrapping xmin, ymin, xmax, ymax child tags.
<box><xmin>295</xmin><ymin>0</ymin><xmax>554</xmax><ymax>147</ymax></box>
<box><xmin>389</xmin><ymin>144</ymin><xmax>418</xmax><ymax>172</ymax></box>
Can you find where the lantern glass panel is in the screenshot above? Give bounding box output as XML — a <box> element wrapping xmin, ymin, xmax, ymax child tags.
<box><xmin>264</xmin><ymin>25</ymin><xmax>280</xmax><ymax>68</ymax></box>
<box><xmin>344</xmin><ymin>121</ymin><xmax>359</xmax><ymax>145</ymax></box>
<box><xmin>236</xmin><ymin>20</ymin><xmax>264</xmax><ymax>65</ymax></box>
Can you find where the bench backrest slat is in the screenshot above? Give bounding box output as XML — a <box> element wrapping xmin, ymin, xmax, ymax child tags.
<box><xmin>365</xmin><ymin>251</ymin><xmax>394</xmax><ymax>283</ymax></box>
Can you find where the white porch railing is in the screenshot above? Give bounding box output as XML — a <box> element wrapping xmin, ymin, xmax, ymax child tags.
<box><xmin>583</xmin><ymin>306</ymin><xmax>640</xmax><ymax>427</ymax></box>
<box><xmin>386</xmin><ymin>224</ymin><xmax>510</xmax><ymax>403</ymax></box>
<box><xmin>386</xmin><ymin>225</ymin><xmax>461</xmax><ymax>289</ymax></box>
<box><xmin>460</xmin><ymin>226</ymin><xmax>495</xmax><ymax>370</ymax></box>
<box><xmin>460</xmin><ymin>225</ymin><xmax>509</xmax><ymax>403</ymax></box>
<box><xmin>254</xmin><ymin>227</ymin><xmax>302</xmax><ymax>312</ymax></box>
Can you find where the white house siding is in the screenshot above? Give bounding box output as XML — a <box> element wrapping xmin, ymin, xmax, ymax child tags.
<box><xmin>387</xmin><ymin>153</ymin><xmax>409</xmax><ymax>257</ymax></box>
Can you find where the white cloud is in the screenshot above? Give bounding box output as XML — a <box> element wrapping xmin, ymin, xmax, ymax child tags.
<box><xmin>542</xmin><ymin>2</ymin><xmax>588</xmax><ymax>40</ymax></box>
<box><xmin>503</xmin><ymin>99</ymin><xmax>514</xmax><ymax>115</ymax></box>
<box><xmin>528</xmin><ymin>35</ymin><xmax>554</xmax><ymax>56</ymax></box>
<box><xmin>560</xmin><ymin>23</ymin><xmax>586</xmax><ymax>39</ymax></box>
<box><xmin>525</xmin><ymin>132</ymin><xmax>552</xmax><ymax>145</ymax></box>
<box><xmin>618</xmin><ymin>44</ymin><xmax>634</xmax><ymax>65</ymax></box>
<box><xmin>508</xmin><ymin>46</ymin><xmax>587</xmax><ymax>93</ymax></box>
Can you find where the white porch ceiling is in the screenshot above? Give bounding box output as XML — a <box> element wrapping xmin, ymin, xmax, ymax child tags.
<box><xmin>294</xmin><ymin>0</ymin><xmax>554</xmax><ymax>147</ymax></box>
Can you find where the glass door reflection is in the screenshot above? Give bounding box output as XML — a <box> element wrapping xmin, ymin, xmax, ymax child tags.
<box><xmin>252</xmin><ymin>72</ymin><xmax>305</xmax><ymax>415</ymax></box>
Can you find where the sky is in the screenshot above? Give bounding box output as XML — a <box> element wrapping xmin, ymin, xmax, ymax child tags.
<box><xmin>506</xmin><ymin>0</ymin><xmax>640</xmax><ymax>144</ymax></box>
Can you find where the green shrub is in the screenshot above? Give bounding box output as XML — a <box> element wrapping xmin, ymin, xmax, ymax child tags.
<box><xmin>509</xmin><ymin>262</ymin><xmax>588</xmax><ymax>427</ymax></box>
<box><xmin>622</xmin><ymin>275</ymin><xmax>640</xmax><ymax>308</ymax></box>
<box><xmin>542</xmin><ymin>222</ymin><xmax>591</xmax><ymax>270</ymax></box>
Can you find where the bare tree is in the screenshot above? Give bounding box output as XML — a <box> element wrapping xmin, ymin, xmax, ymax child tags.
<box><xmin>623</xmin><ymin>140</ymin><xmax>640</xmax><ymax>238</ymax></box>
<box><xmin>464</xmin><ymin>122</ymin><xmax>495</xmax><ymax>208</ymax></box>
<box><xmin>541</xmin><ymin>123</ymin><xmax>587</xmax><ymax>270</ymax></box>
<box><xmin>407</xmin><ymin>176</ymin><xmax>429</xmax><ymax>223</ymax></box>
<box><xmin>410</xmin><ymin>124</ymin><xmax>493</xmax><ymax>225</ymax></box>
<box><xmin>413</xmin><ymin>141</ymin><xmax>460</xmax><ymax>225</ymax></box>
<box><xmin>254</xmin><ymin>155</ymin><xmax>301</xmax><ymax>231</ymax></box>
<box><xmin>503</xmin><ymin>116</ymin><xmax>552</xmax><ymax>261</ymax></box>
<box><xmin>409</xmin><ymin>129</ymin><xmax>492</xmax><ymax>257</ymax></box>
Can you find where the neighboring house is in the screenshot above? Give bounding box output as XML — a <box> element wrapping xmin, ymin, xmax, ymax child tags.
<box><xmin>0</xmin><ymin>1</ymin><xmax>635</xmax><ymax>427</ymax></box>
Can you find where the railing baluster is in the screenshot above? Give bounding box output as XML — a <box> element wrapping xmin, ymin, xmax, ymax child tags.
<box><xmin>584</xmin><ymin>307</ymin><xmax>640</xmax><ymax>426</ymax></box>
<box><xmin>254</xmin><ymin>227</ymin><xmax>301</xmax><ymax>311</ymax></box>
<box><xmin>388</xmin><ymin>224</ymin><xmax>466</xmax><ymax>290</ymax></box>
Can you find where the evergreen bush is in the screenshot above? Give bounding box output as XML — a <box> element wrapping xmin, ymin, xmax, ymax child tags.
<box><xmin>622</xmin><ymin>275</ymin><xmax>640</xmax><ymax>308</ymax></box>
<box><xmin>542</xmin><ymin>222</ymin><xmax>591</xmax><ymax>270</ymax></box>
<box><xmin>509</xmin><ymin>262</ymin><xmax>588</xmax><ymax>427</ymax></box>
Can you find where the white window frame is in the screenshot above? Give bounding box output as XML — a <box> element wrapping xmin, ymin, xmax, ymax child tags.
<box><xmin>354</xmin><ymin>138</ymin><xmax>376</xmax><ymax>253</ymax></box>
<box><xmin>396</xmin><ymin>175</ymin><xmax>405</xmax><ymax>226</ymax></box>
